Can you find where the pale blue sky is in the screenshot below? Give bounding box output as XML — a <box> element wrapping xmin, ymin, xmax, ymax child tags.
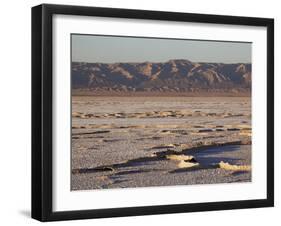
<box><xmin>71</xmin><ymin>34</ymin><xmax>251</xmax><ymax>64</ymax></box>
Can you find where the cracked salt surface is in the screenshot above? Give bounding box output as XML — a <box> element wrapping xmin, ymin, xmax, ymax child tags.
<box><xmin>71</xmin><ymin>96</ymin><xmax>251</xmax><ymax>190</ymax></box>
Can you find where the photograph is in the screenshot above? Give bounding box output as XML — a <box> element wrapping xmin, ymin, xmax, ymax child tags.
<box><xmin>30</xmin><ymin>3</ymin><xmax>274</xmax><ymax>221</ymax></box>
<box><xmin>71</xmin><ymin>34</ymin><xmax>252</xmax><ymax>190</ymax></box>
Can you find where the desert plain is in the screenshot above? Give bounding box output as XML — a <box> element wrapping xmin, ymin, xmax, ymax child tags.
<box><xmin>71</xmin><ymin>95</ymin><xmax>251</xmax><ymax>190</ymax></box>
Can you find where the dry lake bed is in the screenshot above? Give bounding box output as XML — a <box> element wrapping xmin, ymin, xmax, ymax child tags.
<box><xmin>71</xmin><ymin>96</ymin><xmax>252</xmax><ymax>190</ymax></box>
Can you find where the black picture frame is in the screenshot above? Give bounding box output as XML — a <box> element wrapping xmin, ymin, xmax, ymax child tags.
<box><xmin>32</xmin><ymin>3</ymin><xmax>274</xmax><ymax>222</ymax></box>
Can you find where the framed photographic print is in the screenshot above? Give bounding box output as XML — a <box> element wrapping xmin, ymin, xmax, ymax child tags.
<box><xmin>32</xmin><ymin>4</ymin><xmax>274</xmax><ymax>221</ymax></box>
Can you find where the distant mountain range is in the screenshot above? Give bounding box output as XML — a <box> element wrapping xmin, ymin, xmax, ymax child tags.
<box><xmin>72</xmin><ymin>59</ymin><xmax>251</xmax><ymax>93</ymax></box>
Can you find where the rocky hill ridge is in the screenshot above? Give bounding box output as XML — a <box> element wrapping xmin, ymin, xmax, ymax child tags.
<box><xmin>72</xmin><ymin>59</ymin><xmax>251</xmax><ymax>92</ymax></box>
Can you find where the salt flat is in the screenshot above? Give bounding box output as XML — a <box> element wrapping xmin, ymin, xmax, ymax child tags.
<box><xmin>71</xmin><ymin>96</ymin><xmax>251</xmax><ymax>190</ymax></box>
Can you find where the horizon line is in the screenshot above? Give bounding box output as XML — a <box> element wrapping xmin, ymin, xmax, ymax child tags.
<box><xmin>71</xmin><ymin>59</ymin><xmax>252</xmax><ymax>65</ymax></box>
